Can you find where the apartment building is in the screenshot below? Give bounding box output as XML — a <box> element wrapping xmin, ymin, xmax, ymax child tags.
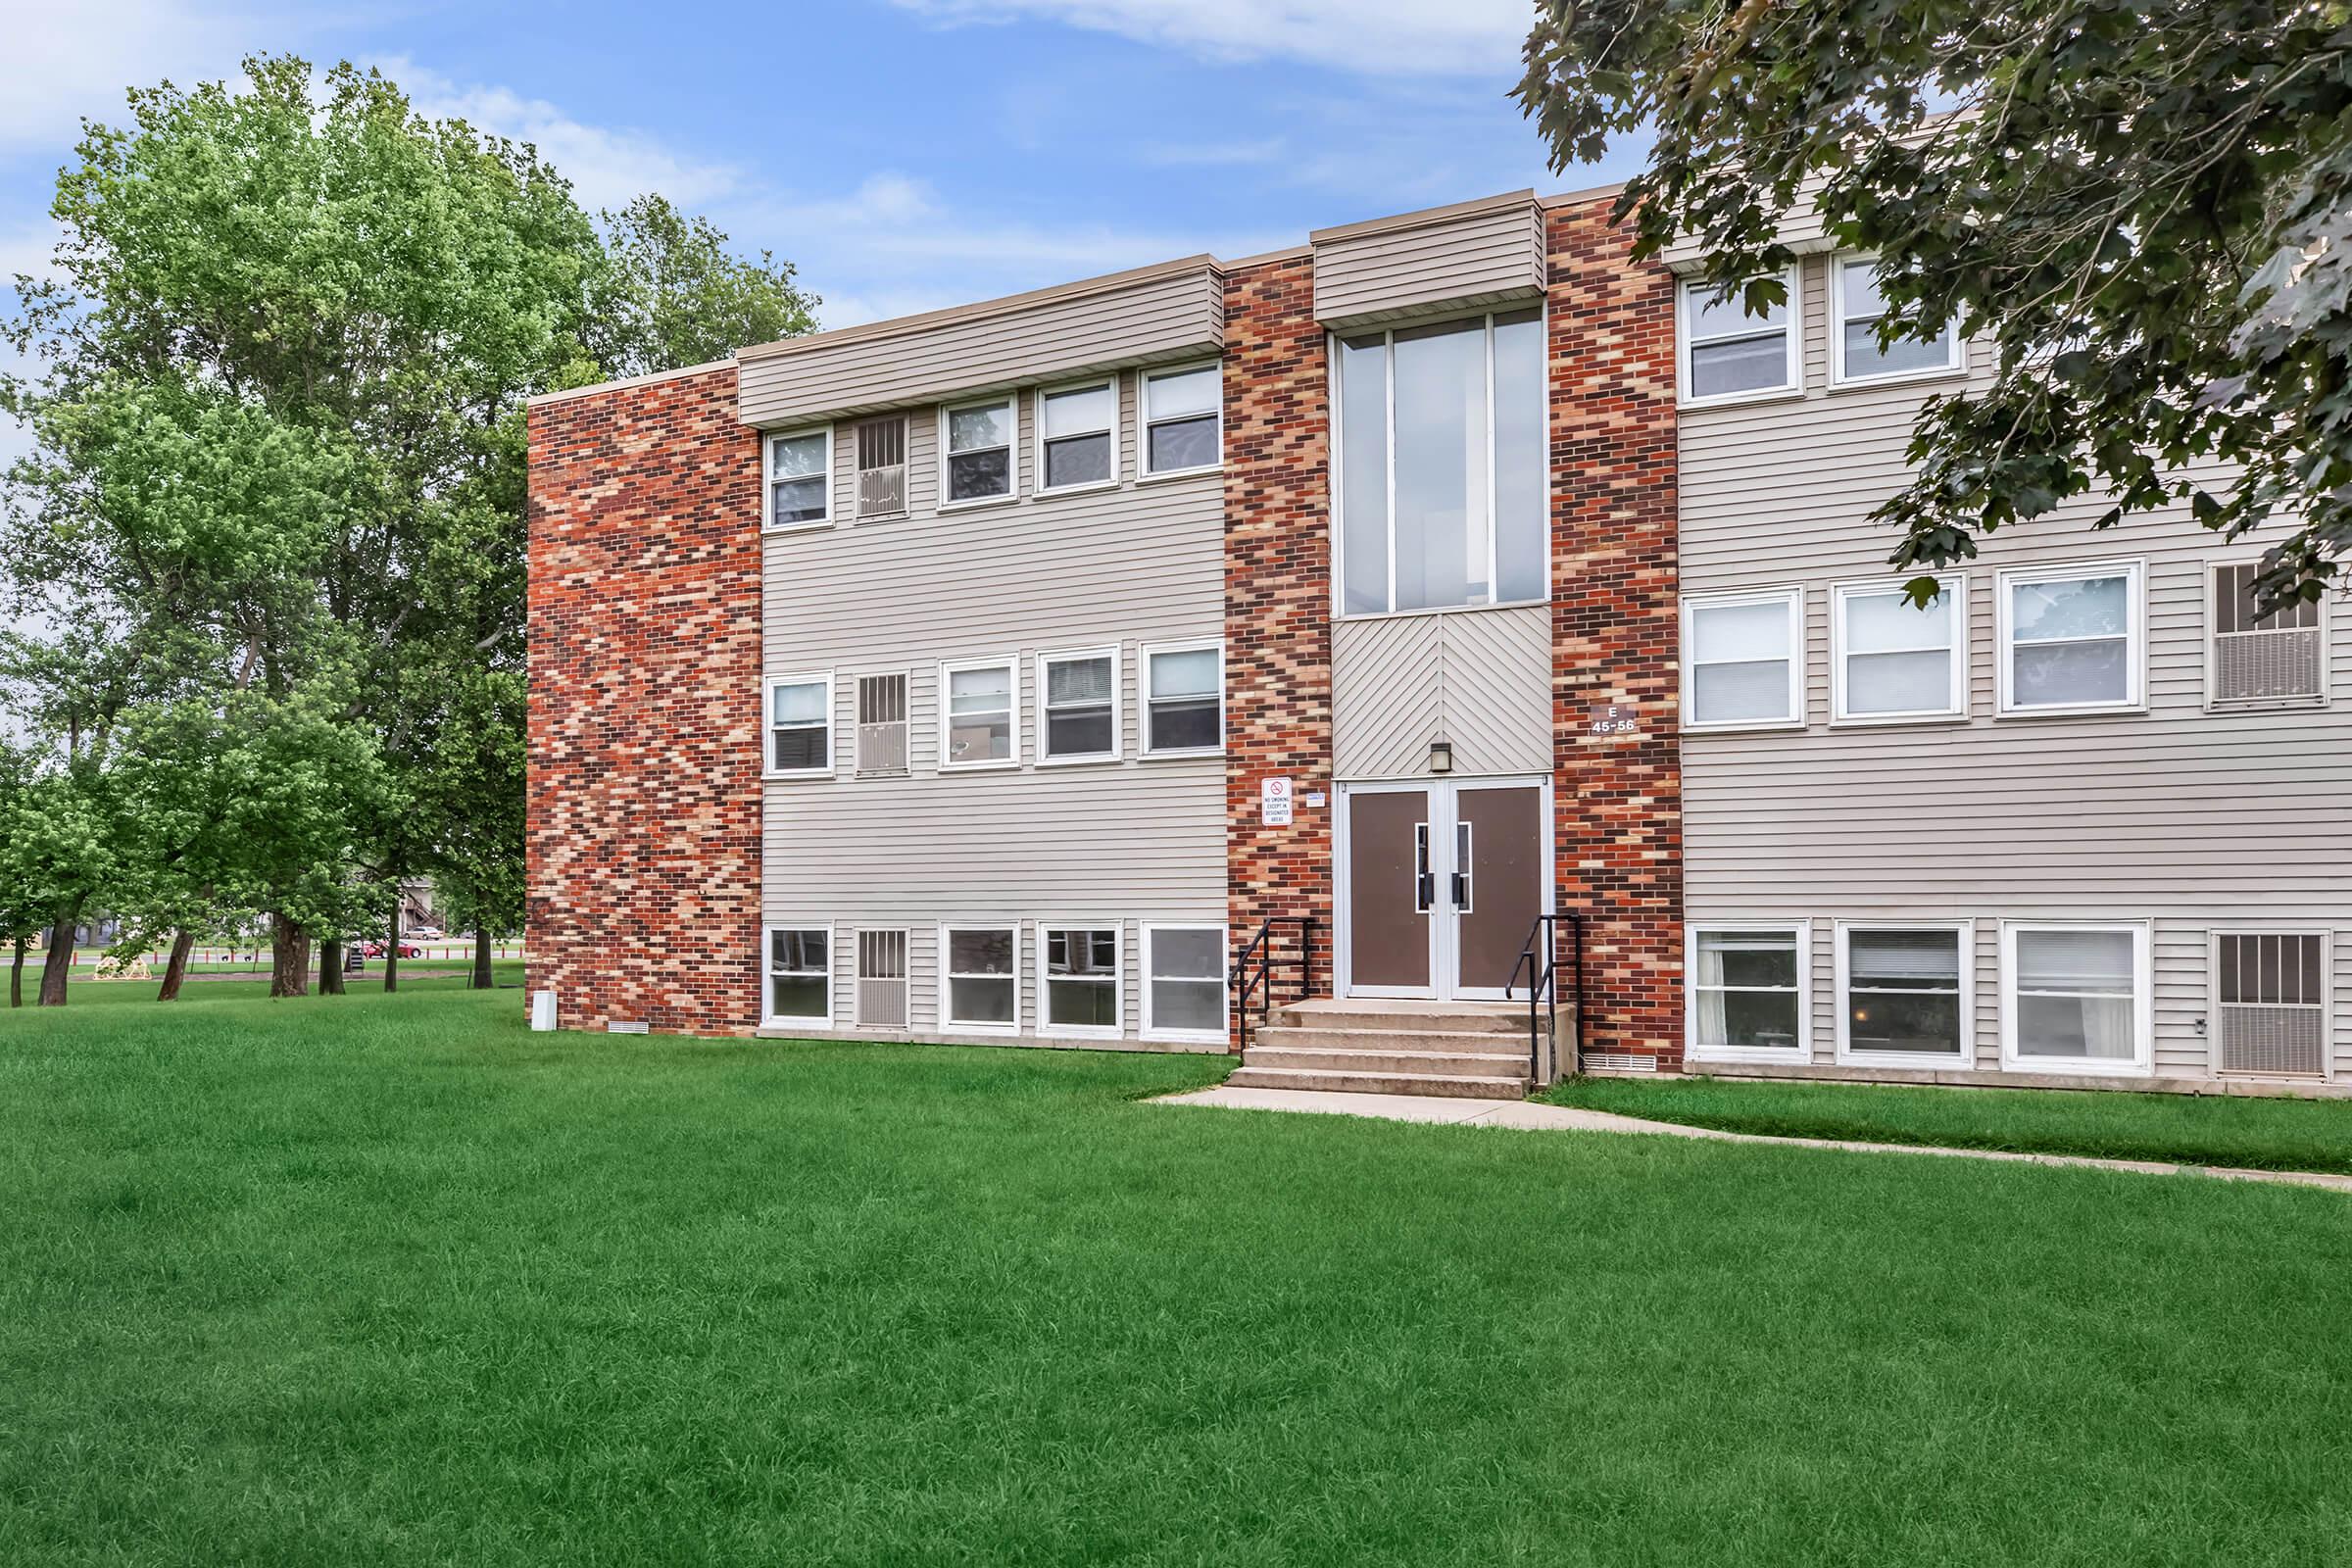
<box><xmin>524</xmin><ymin>184</ymin><xmax>2350</xmax><ymax>1098</ymax></box>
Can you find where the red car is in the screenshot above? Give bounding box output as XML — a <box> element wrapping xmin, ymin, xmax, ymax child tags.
<box><xmin>355</xmin><ymin>941</ymin><xmax>423</xmax><ymax>959</ymax></box>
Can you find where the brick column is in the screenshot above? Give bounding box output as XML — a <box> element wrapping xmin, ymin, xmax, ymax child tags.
<box><xmin>525</xmin><ymin>366</ymin><xmax>764</xmax><ymax>1038</ymax></box>
<box><xmin>1222</xmin><ymin>254</ymin><xmax>1334</xmax><ymax>1041</ymax></box>
<box><xmin>1545</xmin><ymin>200</ymin><xmax>1685</xmax><ymax>1067</ymax></box>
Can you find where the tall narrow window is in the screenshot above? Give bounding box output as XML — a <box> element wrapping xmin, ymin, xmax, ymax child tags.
<box><xmin>1683</xmin><ymin>589</ymin><xmax>1804</xmax><ymax>728</ymax></box>
<box><xmin>1142</xmin><ymin>364</ymin><xmax>1220</xmax><ymax>474</ymax></box>
<box><xmin>856</xmin><ymin>929</ymin><xmax>909</xmax><ymax>1028</ymax></box>
<box><xmin>1690</xmin><ymin>925</ymin><xmax>1807</xmax><ymax>1058</ymax></box>
<box><xmin>2214</xmin><ymin>932</ymin><xmax>2328</xmax><ymax>1078</ymax></box>
<box><xmin>2211</xmin><ymin>564</ymin><xmax>2325</xmax><ymax>708</ymax></box>
<box><xmin>1335</xmin><ymin>310</ymin><xmax>1544</xmax><ymax>615</ymax></box>
<box><xmin>763</xmin><ymin>927</ymin><xmax>831</xmax><ymax>1026</ymax></box>
<box><xmin>765</xmin><ymin>675</ymin><xmax>832</xmax><ymax>776</ymax></box>
<box><xmin>943</xmin><ymin>927</ymin><xmax>1018</xmax><ymax>1032</ymax></box>
<box><xmin>764</xmin><ymin>429</ymin><xmax>830</xmax><ymax>529</ymax></box>
<box><xmin>1144</xmin><ymin>925</ymin><xmax>1226</xmax><ymax>1041</ymax></box>
<box><xmin>1833</xmin><ymin>256</ymin><xmax>1963</xmax><ymax>382</ymax></box>
<box><xmin>1042</xmin><ymin>925</ymin><xmax>1120</xmax><ymax>1037</ymax></box>
<box><xmin>1838</xmin><ymin>925</ymin><xmax>1967</xmax><ymax>1062</ymax></box>
<box><xmin>1038</xmin><ymin>379</ymin><xmax>1115</xmax><ymax>492</ymax></box>
<box><xmin>855</xmin><ymin>416</ymin><xmax>907</xmax><ymax>519</ymax></box>
<box><xmin>1143</xmin><ymin>643</ymin><xmax>1221</xmax><ymax>755</ymax></box>
<box><xmin>1680</xmin><ymin>270</ymin><xmax>1798</xmax><ymax>402</ymax></box>
<box><xmin>855</xmin><ymin>673</ymin><xmax>907</xmax><ymax>776</ymax></box>
<box><xmin>2003</xmin><ymin>924</ymin><xmax>2147</xmax><ymax>1070</ymax></box>
<box><xmin>942</xmin><ymin>397</ymin><xmax>1014</xmax><ymax>504</ymax></box>
<box><xmin>1833</xmin><ymin>578</ymin><xmax>1966</xmax><ymax>721</ymax></box>
<box><xmin>1040</xmin><ymin>649</ymin><xmax>1117</xmax><ymax>761</ymax></box>
<box><xmin>1999</xmin><ymin>562</ymin><xmax>2142</xmax><ymax>713</ymax></box>
<box><xmin>940</xmin><ymin>658</ymin><xmax>1016</xmax><ymax>769</ymax></box>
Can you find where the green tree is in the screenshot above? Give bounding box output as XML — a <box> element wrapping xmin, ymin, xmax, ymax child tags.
<box><xmin>1517</xmin><ymin>0</ymin><xmax>2352</xmax><ymax>609</ymax></box>
<box><xmin>587</xmin><ymin>193</ymin><xmax>819</xmax><ymax>379</ymax></box>
<box><xmin>0</xmin><ymin>740</ymin><xmax>46</xmax><ymax>1005</ymax></box>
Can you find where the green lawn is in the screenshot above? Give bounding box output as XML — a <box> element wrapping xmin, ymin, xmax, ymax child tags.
<box><xmin>4</xmin><ymin>991</ymin><xmax>2349</xmax><ymax>1566</ymax></box>
<box><xmin>1542</xmin><ymin>1073</ymin><xmax>2352</xmax><ymax>1176</ymax></box>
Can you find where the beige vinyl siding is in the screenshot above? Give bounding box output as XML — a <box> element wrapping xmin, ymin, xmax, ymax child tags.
<box><xmin>1312</xmin><ymin>192</ymin><xmax>1546</xmax><ymax>329</ymax></box>
<box><xmin>1682</xmin><ymin>252</ymin><xmax>2352</xmax><ymax>1082</ymax></box>
<box><xmin>762</xmin><ymin>370</ymin><xmax>1224</xmax><ymax>1050</ymax></box>
<box><xmin>738</xmin><ymin>261</ymin><xmax>1222</xmax><ymax>427</ymax></box>
<box><xmin>1333</xmin><ymin>605</ymin><xmax>1552</xmax><ymax>778</ymax></box>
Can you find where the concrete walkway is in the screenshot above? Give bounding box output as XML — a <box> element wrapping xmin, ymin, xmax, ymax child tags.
<box><xmin>1156</xmin><ymin>1085</ymin><xmax>2352</xmax><ymax>1195</ymax></box>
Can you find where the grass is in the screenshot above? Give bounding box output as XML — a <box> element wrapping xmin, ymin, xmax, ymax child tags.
<box><xmin>1540</xmin><ymin>1073</ymin><xmax>2352</xmax><ymax>1176</ymax></box>
<box><xmin>3</xmin><ymin>992</ymin><xmax>2349</xmax><ymax>1566</ymax></box>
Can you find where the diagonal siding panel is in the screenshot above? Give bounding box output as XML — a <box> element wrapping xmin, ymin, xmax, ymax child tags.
<box><xmin>1439</xmin><ymin>606</ymin><xmax>1554</xmax><ymax>776</ymax></box>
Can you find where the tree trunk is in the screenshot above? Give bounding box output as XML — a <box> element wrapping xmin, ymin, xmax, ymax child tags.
<box><xmin>269</xmin><ymin>911</ymin><xmax>312</xmax><ymax>999</ymax></box>
<box><xmin>37</xmin><ymin>901</ymin><xmax>82</xmax><ymax>1006</ymax></box>
<box><xmin>383</xmin><ymin>906</ymin><xmax>400</xmax><ymax>994</ymax></box>
<box><xmin>318</xmin><ymin>937</ymin><xmax>345</xmax><ymax>995</ymax></box>
<box><xmin>472</xmin><ymin>929</ymin><xmax>494</xmax><ymax>990</ymax></box>
<box><xmin>10</xmin><ymin>935</ymin><xmax>24</xmax><ymax>1007</ymax></box>
<box><xmin>157</xmin><ymin>929</ymin><xmax>196</xmax><ymax>1002</ymax></box>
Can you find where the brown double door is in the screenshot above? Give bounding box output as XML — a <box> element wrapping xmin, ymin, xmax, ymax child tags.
<box><xmin>1342</xmin><ymin>779</ymin><xmax>1546</xmax><ymax>999</ymax></box>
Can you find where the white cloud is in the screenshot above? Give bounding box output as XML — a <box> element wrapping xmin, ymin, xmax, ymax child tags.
<box><xmin>890</xmin><ymin>0</ymin><xmax>1533</xmax><ymax>76</ymax></box>
<box><xmin>0</xmin><ymin>0</ymin><xmax>316</xmax><ymax>151</ymax></box>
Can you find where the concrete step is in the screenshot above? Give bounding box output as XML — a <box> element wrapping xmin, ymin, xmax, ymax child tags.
<box><xmin>1248</xmin><ymin>1025</ymin><xmax>1532</xmax><ymax>1055</ymax></box>
<box><xmin>1266</xmin><ymin>1003</ymin><xmax>1536</xmax><ymax>1036</ymax></box>
<box><xmin>1244</xmin><ymin>1044</ymin><xmax>1532</xmax><ymax>1075</ymax></box>
<box><xmin>1225</xmin><ymin>1065</ymin><xmax>1529</xmax><ymax>1100</ymax></box>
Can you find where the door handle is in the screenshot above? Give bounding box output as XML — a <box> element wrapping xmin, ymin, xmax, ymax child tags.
<box><xmin>1416</xmin><ymin>872</ymin><xmax>1435</xmax><ymax>909</ymax></box>
<box><xmin>1450</xmin><ymin>872</ymin><xmax>1468</xmax><ymax>907</ymax></box>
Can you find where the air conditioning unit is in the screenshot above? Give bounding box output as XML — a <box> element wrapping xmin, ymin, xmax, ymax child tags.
<box><xmin>857</xmin><ymin>929</ymin><xmax>909</xmax><ymax>1029</ymax></box>
<box><xmin>856</xmin><ymin>416</ymin><xmax>907</xmax><ymax>519</ymax></box>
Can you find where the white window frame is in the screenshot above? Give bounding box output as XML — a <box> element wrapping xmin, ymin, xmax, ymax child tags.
<box><xmin>1038</xmin><ymin>921</ymin><xmax>1123</xmax><ymax>1041</ymax></box>
<box><xmin>1830</xmin><ymin>252</ymin><xmax>1967</xmax><ymax>387</ymax></box>
<box><xmin>937</xmin><ymin>655</ymin><xmax>1020</xmax><ymax>772</ymax></box>
<box><xmin>1999</xmin><ymin>919</ymin><xmax>2154</xmax><ymax>1075</ymax></box>
<box><xmin>1830</xmin><ymin>575</ymin><xmax>1970</xmax><ymax>725</ymax></box>
<box><xmin>1141</xmin><ymin>921</ymin><xmax>1229</xmax><ymax>1044</ymax></box>
<box><xmin>1834</xmin><ymin>919</ymin><xmax>1975</xmax><ymax>1069</ymax></box>
<box><xmin>937</xmin><ymin>393</ymin><xmax>1018</xmax><ymax>510</ymax></box>
<box><xmin>1328</xmin><ymin>306</ymin><xmax>1553</xmax><ymax>619</ymax></box>
<box><xmin>1686</xmin><ymin>920</ymin><xmax>1813</xmax><ymax>1064</ymax></box>
<box><xmin>1033</xmin><ymin>375</ymin><xmax>1120</xmax><ymax>497</ymax></box>
<box><xmin>1681</xmin><ymin>586</ymin><xmax>1807</xmax><ymax>732</ymax></box>
<box><xmin>1140</xmin><ymin>638</ymin><xmax>1224</xmax><ymax>759</ymax></box>
<box><xmin>1677</xmin><ymin>265</ymin><xmax>1802</xmax><ymax>408</ymax></box>
<box><xmin>1140</xmin><ymin>361</ymin><xmax>1222</xmax><ymax>479</ymax></box>
<box><xmin>761</xmin><ymin>425</ymin><xmax>833</xmax><ymax>532</ymax></box>
<box><xmin>2207</xmin><ymin>927</ymin><xmax>2333</xmax><ymax>1081</ymax></box>
<box><xmin>1996</xmin><ymin>559</ymin><xmax>2146</xmax><ymax>716</ymax></box>
<box><xmin>2205</xmin><ymin>560</ymin><xmax>2330</xmax><ymax>712</ymax></box>
<box><xmin>1036</xmin><ymin>645</ymin><xmax>1122</xmax><ymax>765</ymax></box>
<box><xmin>762</xmin><ymin>671</ymin><xmax>834</xmax><ymax>779</ymax></box>
<box><xmin>760</xmin><ymin>923</ymin><xmax>835</xmax><ymax>1030</ymax></box>
<box><xmin>939</xmin><ymin>924</ymin><xmax>1020</xmax><ymax>1036</ymax></box>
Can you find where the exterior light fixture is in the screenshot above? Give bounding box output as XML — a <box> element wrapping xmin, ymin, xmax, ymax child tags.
<box><xmin>1429</xmin><ymin>740</ymin><xmax>1453</xmax><ymax>774</ymax></box>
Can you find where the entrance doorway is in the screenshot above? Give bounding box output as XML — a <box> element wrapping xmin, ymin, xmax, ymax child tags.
<box><xmin>1337</xmin><ymin>777</ymin><xmax>1547</xmax><ymax>1000</ymax></box>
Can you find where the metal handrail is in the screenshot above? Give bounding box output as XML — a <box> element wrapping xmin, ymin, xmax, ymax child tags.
<box><xmin>1228</xmin><ymin>915</ymin><xmax>1318</xmax><ymax>1054</ymax></box>
<box><xmin>1504</xmin><ymin>909</ymin><xmax>1586</xmax><ymax>1084</ymax></box>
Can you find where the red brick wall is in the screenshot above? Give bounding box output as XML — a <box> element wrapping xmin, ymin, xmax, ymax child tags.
<box><xmin>525</xmin><ymin>366</ymin><xmax>763</xmax><ymax>1038</ymax></box>
<box><xmin>1222</xmin><ymin>254</ymin><xmax>1334</xmax><ymax>1030</ymax></box>
<box><xmin>1545</xmin><ymin>199</ymin><xmax>1685</xmax><ymax>1067</ymax></box>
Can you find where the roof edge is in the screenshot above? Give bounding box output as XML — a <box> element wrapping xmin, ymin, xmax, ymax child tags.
<box><xmin>526</xmin><ymin>358</ymin><xmax>736</xmax><ymax>410</ymax></box>
<box><xmin>1308</xmin><ymin>188</ymin><xmax>1538</xmax><ymax>246</ymax></box>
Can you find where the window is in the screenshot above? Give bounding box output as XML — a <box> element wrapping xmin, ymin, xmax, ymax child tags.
<box><xmin>1999</xmin><ymin>562</ymin><xmax>2143</xmax><ymax>714</ymax></box>
<box><xmin>1689</xmin><ymin>924</ymin><xmax>1809</xmax><ymax>1059</ymax></box>
<box><xmin>939</xmin><ymin>658</ymin><xmax>1016</xmax><ymax>769</ymax></box>
<box><xmin>855</xmin><ymin>673</ymin><xmax>907</xmax><ymax>776</ymax></box>
<box><xmin>1039</xmin><ymin>648</ymin><xmax>1118</xmax><ymax>762</ymax></box>
<box><xmin>1683</xmin><ymin>588</ymin><xmax>1804</xmax><ymax>729</ymax></box>
<box><xmin>941</xmin><ymin>396</ymin><xmax>1015</xmax><ymax>504</ymax></box>
<box><xmin>942</xmin><ymin>927</ymin><xmax>1019</xmax><ymax>1033</ymax></box>
<box><xmin>854</xmin><ymin>416</ymin><xmax>907</xmax><ymax>519</ymax></box>
<box><xmin>1042</xmin><ymin>925</ymin><xmax>1120</xmax><ymax>1038</ymax></box>
<box><xmin>1335</xmin><ymin>309</ymin><xmax>1546</xmax><ymax>615</ymax></box>
<box><xmin>1837</xmin><ymin>924</ymin><xmax>1970</xmax><ymax>1064</ymax></box>
<box><xmin>1037</xmin><ymin>379</ymin><xmax>1116</xmax><ymax>493</ymax></box>
<box><xmin>765</xmin><ymin>674</ymin><xmax>832</xmax><ymax>777</ymax></box>
<box><xmin>855</xmin><ymin>929</ymin><xmax>909</xmax><ymax>1028</ymax></box>
<box><xmin>1144</xmin><ymin>924</ymin><xmax>1226</xmax><ymax>1041</ymax></box>
<box><xmin>2002</xmin><ymin>922</ymin><xmax>2150</xmax><ymax>1072</ymax></box>
<box><xmin>1832</xmin><ymin>577</ymin><xmax>1967</xmax><ymax>722</ymax></box>
<box><xmin>1679</xmin><ymin>268</ymin><xmax>1800</xmax><ymax>403</ymax></box>
<box><xmin>2213</xmin><ymin>931</ymin><xmax>2329</xmax><ymax>1078</ymax></box>
<box><xmin>763</xmin><ymin>428</ymin><xmax>831</xmax><ymax>529</ymax></box>
<box><xmin>1142</xmin><ymin>364</ymin><xmax>1220</xmax><ymax>475</ymax></box>
<box><xmin>2211</xmin><ymin>564</ymin><xmax>2326</xmax><ymax>708</ymax></box>
<box><xmin>763</xmin><ymin>927</ymin><xmax>831</xmax><ymax>1026</ymax></box>
<box><xmin>1143</xmin><ymin>642</ymin><xmax>1222</xmax><ymax>756</ymax></box>
<box><xmin>1832</xmin><ymin>255</ymin><xmax>1964</xmax><ymax>383</ymax></box>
